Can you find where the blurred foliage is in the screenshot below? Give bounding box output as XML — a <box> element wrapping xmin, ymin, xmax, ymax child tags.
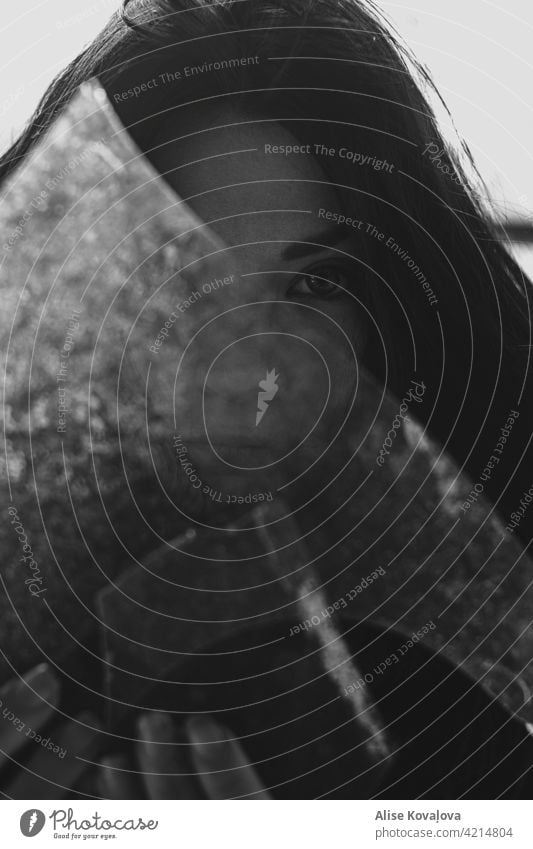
<box><xmin>0</xmin><ymin>81</ymin><xmax>213</xmax><ymax>680</ymax></box>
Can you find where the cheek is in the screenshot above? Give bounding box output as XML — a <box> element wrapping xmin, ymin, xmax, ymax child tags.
<box><xmin>267</xmin><ymin>301</ymin><xmax>364</xmax><ymax>433</ymax></box>
<box><xmin>180</xmin><ymin>305</ymin><xmax>361</xmax><ymax>456</ymax></box>
<box><xmin>262</xmin><ymin>333</ymin><xmax>358</xmax><ymax>436</ymax></box>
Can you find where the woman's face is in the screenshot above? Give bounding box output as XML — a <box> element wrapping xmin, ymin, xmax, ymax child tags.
<box><xmin>150</xmin><ymin>104</ymin><xmax>366</xmax><ymax>504</ymax></box>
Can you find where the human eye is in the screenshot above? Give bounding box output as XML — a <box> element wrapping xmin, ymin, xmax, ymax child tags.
<box><xmin>286</xmin><ymin>261</ymin><xmax>352</xmax><ymax>300</ymax></box>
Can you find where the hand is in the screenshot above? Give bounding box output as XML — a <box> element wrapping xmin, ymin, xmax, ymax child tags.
<box><xmin>98</xmin><ymin>713</ymin><xmax>271</xmax><ymax>799</ymax></box>
<box><xmin>0</xmin><ymin>663</ymin><xmax>270</xmax><ymax>799</ymax></box>
<box><xmin>0</xmin><ymin>663</ymin><xmax>101</xmax><ymax>798</ymax></box>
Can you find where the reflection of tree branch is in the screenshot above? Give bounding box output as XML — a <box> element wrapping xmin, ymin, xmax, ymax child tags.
<box><xmin>497</xmin><ymin>221</ymin><xmax>533</xmax><ymax>243</ymax></box>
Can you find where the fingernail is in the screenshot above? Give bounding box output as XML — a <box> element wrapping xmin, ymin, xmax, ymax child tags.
<box><xmin>20</xmin><ymin>663</ymin><xmax>60</xmax><ymax>706</ymax></box>
<box><xmin>100</xmin><ymin>753</ymin><xmax>130</xmax><ymax>770</ymax></box>
<box><xmin>62</xmin><ymin>712</ymin><xmax>101</xmax><ymax>753</ymax></box>
<box><xmin>186</xmin><ymin>715</ymin><xmax>230</xmax><ymax>746</ymax></box>
<box><xmin>138</xmin><ymin>711</ymin><xmax>174</xmax><ymax>742</ymax></box>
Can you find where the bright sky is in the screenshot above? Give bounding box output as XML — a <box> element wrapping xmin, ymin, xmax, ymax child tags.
<box><xmin>1</xmin><ymin>0</ymin><xmax>532</xmax><ymax>219</ymax></box>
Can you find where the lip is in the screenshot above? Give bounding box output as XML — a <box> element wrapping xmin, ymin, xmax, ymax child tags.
<box><xmin>180</xmin><ymin>438</ymin><xmax>277</xmax><ymax>459</ymax></box>
<box><xmin>179</xmin><ymin>435</ymin><xmax>271</xmax><ymax>448</ymax></box>
<box><xmin>178</xmin><ymin>436</ymin><xmax>282</xmax><ymax>468</ymax></box>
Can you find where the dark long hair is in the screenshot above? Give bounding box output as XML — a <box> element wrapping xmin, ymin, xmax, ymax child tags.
<box><xmin>2</xmin><ymin>0</ymin><xmax>532</xmax><ymax>545</ymax></box>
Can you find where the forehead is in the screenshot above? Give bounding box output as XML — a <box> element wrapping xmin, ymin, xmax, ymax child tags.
<box><xmin>149</xmin><ymin>104</ymin><xmax>343</xmax><ymax>261</ymax></box>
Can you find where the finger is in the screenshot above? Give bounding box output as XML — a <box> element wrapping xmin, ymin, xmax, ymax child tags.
<box><xmin>73</xmin><ymin>767</ymin><xmax>101</xmax><ymax>798</ymax></box>
<box><xmin>97</xmin><ymin>753</ymin><xmax>139</xmax><ymax>799</ymax></box>
<box><xmin>0</xmin><ymin>663</ymin><xmax>60</xmax><ymax>762</ymax></box>
<box><xmin>6</xmin><ymin>711</ymin><xmax>101</xmax><ymax>799</ymax></box>
<box><xmin>187</xmin><ymin>716</ymin><xmax>271</xmax><ymax>799</ymax></box>
<box><xmin>136</xmin><ymin>712</ymin><xmax>200</xmax><ymax>799</ymax></box>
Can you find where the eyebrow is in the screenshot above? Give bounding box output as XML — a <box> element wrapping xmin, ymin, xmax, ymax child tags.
<box><xmin>281</xmin><ymin>226</ymin><xmax>348</xmax><ymax>260</ymax></box>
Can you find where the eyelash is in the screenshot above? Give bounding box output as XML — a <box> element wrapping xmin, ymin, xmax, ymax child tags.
<box><xmin>286</xmin><ymin>261</ymin><xmax>351</xmax><ymax>300</ymax></box>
